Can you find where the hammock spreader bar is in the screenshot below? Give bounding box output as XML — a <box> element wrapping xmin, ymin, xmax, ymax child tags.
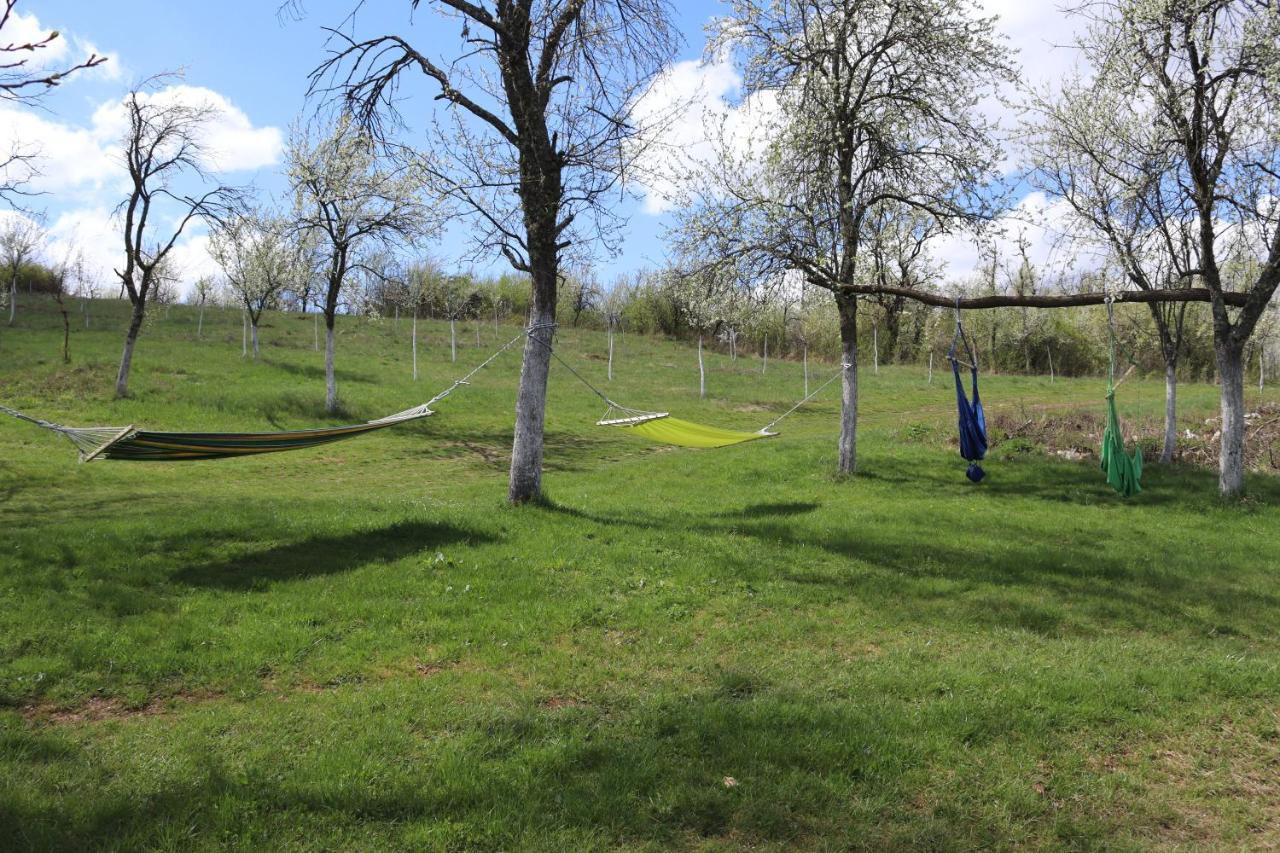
<box><xmin>948</xmin><ymin>306</ymin><xmax>988</xmax><ymax>483</ymax></box>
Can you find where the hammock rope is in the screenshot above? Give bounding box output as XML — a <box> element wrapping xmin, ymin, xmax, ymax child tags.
<box><xmin>1</xmin><ymin>326</ymin><xmax>533</xmax><ymax>462</ymax></box>
<box><xmin>1101</xmin><ymin>297</ymin><xmax>1142</xmax><ymax>496</ymax></box>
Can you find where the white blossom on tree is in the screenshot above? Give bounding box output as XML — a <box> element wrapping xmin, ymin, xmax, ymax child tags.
<box><xmin>288</xmin><ymin>113</ymin><xmax>430</xmax><ymax>413</ymax></box>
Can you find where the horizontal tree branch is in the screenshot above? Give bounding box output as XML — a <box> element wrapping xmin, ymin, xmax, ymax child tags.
<box><xmin>834</xmin><ymin>283</ymin><xmax>1250</xmax><ymax>309</ymax></box>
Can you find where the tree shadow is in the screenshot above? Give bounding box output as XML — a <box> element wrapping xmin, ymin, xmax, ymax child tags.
<box><xmin>539</xmin><ymin>486</ymin><xmax>1280</xmax><ymax>639</ymax></box>
<box><xmin>859</xmin><ymin>451</ymin><xmax>1280</xmax><ymax>510</ymax></box>
<box><xmin>713</xmin><ymin>501</ymin><xmax>821</xmax><ymax>519</ymax></box>
<box><xmin>260</xmin><ymin>359</ymin><xmax>375</xmax><ymax>384</ymax></box>
<box><xmin>395</xmin><ymin>425</ymin><xmax>639</xmax><ymax>473</ymax></box>
<box><xmin>173</xmin><ymin>520</ymin><xmax>495</xmax><ymax>591</ymax></box>
<box><xmin>0</xmin><ymin>679</ymin><xmax>1147</xmax><ymax>850</ymax></box>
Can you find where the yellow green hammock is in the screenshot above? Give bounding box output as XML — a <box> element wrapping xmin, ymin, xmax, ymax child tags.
<box><xmin>598</xmin><ymin>412</ymin><xmax>774</xmax><ymax>448</ymax></box>
<box><xmin>585</xmin><ymin>361</ymin><xmax>845</xmax><ymax>448</ymax></box>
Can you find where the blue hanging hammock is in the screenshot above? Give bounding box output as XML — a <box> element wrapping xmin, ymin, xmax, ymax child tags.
<box><xmin>948</xmin><ymin>309</ymin><xmax>988</xmax><ymax>482</ymax></box>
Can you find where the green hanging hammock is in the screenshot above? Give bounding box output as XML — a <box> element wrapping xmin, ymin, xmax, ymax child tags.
<box><xmin>1100</xmin><ymin>300</ymin><xmax>1142</xmax><ymax>497</ymax></box>
<box><xmin>1101</xmin><ymin>389</ymin><xmax>1142</xmax><ymax>497</ymax></box>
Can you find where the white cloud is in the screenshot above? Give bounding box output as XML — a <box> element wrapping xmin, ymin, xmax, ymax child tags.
<box><xmin>0</xmin><ymin>105</ymin><xmax>119</xmax><ymax>195</ymax></box>
<box><xmin>1</xmin><ymin>10</ymin><xmax>71</xmax><ymax>66</ymax></box>
<box><xmin>630</xmin><ymin>55</ymin><xmax>779</xmax><ymax>215</ymax></box>
<box><xmin>3</xmin><ymin>84</ymin><xmax>280</xmax><ymax>299</ymax></box>
<box><xmin>88</xmin><ymin>85</ymin><xmax>283</xmax><ymax>173</ymax></box>
<box><xmin>929</xmin><ymin>191</ymin><xmax>1099</xmax><ymax>284</ymax></box>
<box><xmin>1</xmin><ymin>9</ymin><xmax>121</xmax><ymax>82</ymax></box>
<box><xmin>40</xmin><ymin>207</ymin><xmax>219</xmax><ymax>300</ymax></box>
<box><xmin>2</xmin><ymin>84</ymin><xmax>282</xmax><ymax>197</ymax></box>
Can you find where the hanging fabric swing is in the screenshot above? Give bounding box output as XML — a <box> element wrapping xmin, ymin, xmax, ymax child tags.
<box><xmin>0</xmin><ymin>328</ymin><xmax>529</xmax><ymax>462</ymax></box>
<box><xmin>1100</xmin><ymin>298</ymin><xmax>1142</xmax><ymax>496</ymax></box>
<box><xmin>948</xmin><ymin>303</ymin><xmax>988</xmax><ymax>482</ymax></box>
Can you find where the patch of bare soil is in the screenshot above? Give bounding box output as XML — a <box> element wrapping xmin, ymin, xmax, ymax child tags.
<box><xmin>989</xmin><ymin>403</ymin><xmax>1280</xmax><ymax>472</ymax></box>
<box><xmin>21</xmin><ymin>690</ymin><xmax>221</xmax><ymax>725</ymax></box>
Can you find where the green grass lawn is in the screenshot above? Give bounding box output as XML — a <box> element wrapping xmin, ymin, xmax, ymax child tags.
<box><xmin>2</xmin><ymin>295</ymin><xmax>1279</xmax><ymax>850</ymax></box>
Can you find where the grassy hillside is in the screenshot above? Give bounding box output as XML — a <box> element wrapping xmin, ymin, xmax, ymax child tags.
<box><xmin>2</xmin><ymin>295</ymin><xmax>1279</xmax><ymax>850</ymax></box>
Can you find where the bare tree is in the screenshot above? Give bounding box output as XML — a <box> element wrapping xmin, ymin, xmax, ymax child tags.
<box><xmin>1</xmin><ymin>1</ymin><xmax>108</xmax><ymax>206</ymax></box>
<box><xmin>562</xmin><ymin>264</ymin><xmax>601</xmax><ymax>328</ymax></box>
<box><xmin>0</xmin><ymin>213</ymin><xmax>40</xmax><ymax>326</ymax></box>
<box><xmin>674</xmin><ymin>0</ymin><xmax>1013</xmax><ymax>474</ymax></box>
<box><xmin>289</xmin><ymin>114</ymin><xmax>427</xmax><ymax>413</ymax></box>
<box><xmin>113</xmin><ymin>76</ymin><xmax>240</xmax><ymax>398</ymax></box>
<box><xmin>49</xmin><ymin>244</ymin><xmax>82</xmax><ymax>363</ymax></box>
<box><xmin>310</xmin><ymin>0</ymin><xmax>680</xmax><ymax>502</ymax></box>
<box><xmin>1063</xmin><ymin>0</ymin><xmax>1280</xmax><ymax>496</ymax></box>
<box><xmin>865</xmin><ymin>204</ymin><xmax>941</xmax><ymax>365</ymax></box>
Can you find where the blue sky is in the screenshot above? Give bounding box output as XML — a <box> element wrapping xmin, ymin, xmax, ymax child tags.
<box><xmin>12</xmin><ymin>0</ymin><xmax>726</xmax><ymax>288</ymax></box>
<box><xmin>9</xmin><ymin>1</ymin><xmax>1080</xmax><ymax>295</ymax></box>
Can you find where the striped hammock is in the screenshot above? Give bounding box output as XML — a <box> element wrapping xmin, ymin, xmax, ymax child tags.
<box><xmin>1</xmin><ymin>327</ymin><xmax>528</xmax><ymax>463</ymax></box>
<box><xmin>0</xmin><ymin>402</ymin><xmax>433</xmax><ymax>462</ymax></box>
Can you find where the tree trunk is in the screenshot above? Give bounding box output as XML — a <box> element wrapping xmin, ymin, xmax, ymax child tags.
<box><xmin>450</xmin><ymin>317</ymin><xmax>457</xmax><ymax>362</ymax></box>
<box><xmin>872</xmin><ymin>324</ymin><xmax>879</xmax><ymax>375</ymax></box>
<box><xmin>115</xmin><ymin>300</ymin><xmax>146</xmax><ymax>398</ymax></box>
<box><xmin>762</xmin><ymin>335</ymin><xmax>767</xmax><ymax>374</ymax></box>
<box><xmin>1047</xmin><ymin>345</ymin><xmax>1055</xmax><ymax>383</ymax></box>
<box><xmin>698</xmin><ymin>334</ymin><xmax>706</xmax><ymax>398</ymax></box>
<box><xmin>507</xmin><ymin>288</ymin><xmax>556</xmax><ymax>504</ymax></box>
<box><xmin>1215</xmin><ymin>339</ymin><xmax>1247</xmax><ymax>497</ymax></box>
<box><xmin>251</xmin><ymin>321</ymin><xmax>260</xmax><ymax>359</ymax></box>
<box><xmin>928</xmin><ymin>350</ymin><xmax>933</xmax><ymax>384</ymax></box>
<box><xmin>803</xmin><ymin>343</ymin><xmax>809</xmax><ymax>397</ymax></box>
<box><xmin>607</xmin><ymin>325</ymin><xmax>614</xmax><ymax>381</ymax></box>
<box><xmin>1161</xmin><ymin>361</ymin><xmax>1178</xmax><ymax>464</ymax></box>
<box><xmin>242</xmin><ymin>313</ymin><xmax>248</xmax><ymax>357</ymax></box>
<box><xmin>57</xmin><ymin>294</ymin><xmax>70</xmax><ymax>364</ymax></box>
<box><xmin>197</xmin><ymin>303</ymin><xmax>204</xmax><ymax>338</ymax></box>
<box><xmin>7</xmin><ymin>277</ymin><xmax>14</xmax><ymax>326</ymax></box>
<box><xmin>836</xmin><ymin>293</ymin><xmax>859</xmax><ymax>475</ymax></box>
<box><xmin>325</xmin><ymin>319</ymin><xmax>338</xmax><ymax>414</ymax></box>
<box><xmin>412</xmin><ymin>308</ymin><xmax>418</xmax><ymax>381</ymax></box>
<box><xmin>882</xmin><ymin>299</ymin><xmax>903</xmax><ymax>365</ymax></box>
<box><xmin>314</xmin><ymin>314</ymin><xmax>319</xmax><ymax>351</ymax></box>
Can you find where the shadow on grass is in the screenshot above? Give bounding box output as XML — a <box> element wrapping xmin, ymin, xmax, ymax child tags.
<box><xmin>538</xmin><ymin>468</ymin><xmax>1280</xmax><ymax>639</ymax></box>
<box><xmin>397</xmin><ymin>425</ymin><xmax>636</xmax><ymax>473</ymax></box>
<box><xmin>173</xmin><ymin>520</ymin><xmax>494</xmax><ymax>591</ymax></box>
<box><xmin>859</xmin><ymin>447</ymin><xmax>1280</xmax><ymax>510</ymax></box>
<box><xmin>1</xmin><ymin>678</ymin><xmax>1140</xmax><ymax>850</ymax></box>
<box><xmin>260</xmin><ymin>358</ymin><xmax>376</xmax><ymax>385</ymax></box>
<box><xmin>713</xmin><ymin>501</ymin><xmax>821</xmax><ymax>519</ymax></box>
